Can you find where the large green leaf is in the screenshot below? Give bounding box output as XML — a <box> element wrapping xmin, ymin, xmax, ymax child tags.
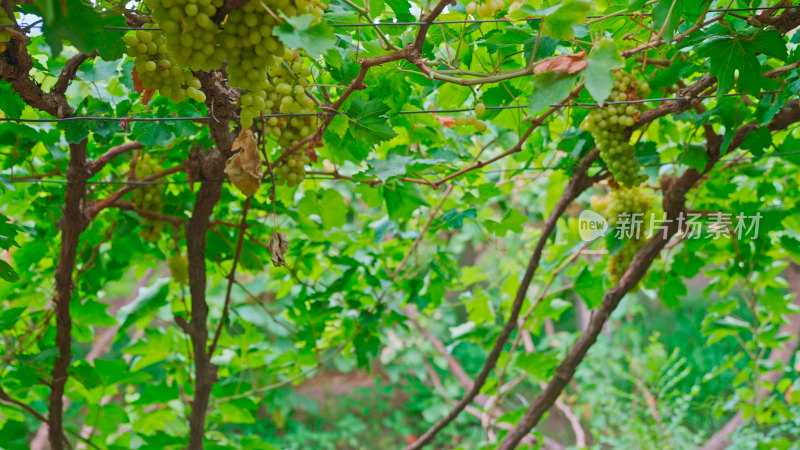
<box><xmin>274</xmin><ymin>13</ymin><xmax>337</xmax><ymax>59</ymax></box>
<box><xmin>584</xmin><ymin>38</ymin><xmax>625</xmax><ymax>103</ymax></box>
<box><xmin>31</xmin><ymin>0</ymin><xmax>126</xmax><ymax>60</ymax></box>
<box><xmin>345</xmin><ymin>98</ymin><xmax>398</xmax><ymax>146</ymax></box>
<box><xmin>697</xmin><ymin>30</ymin><xmax>787</xmax><ymax>96</ymax></box>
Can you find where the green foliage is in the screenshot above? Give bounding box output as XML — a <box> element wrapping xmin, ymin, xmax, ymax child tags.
<box><xmin>1</xmin><ymin>0</ymin><xmax>799</xmax><ymax>448</ymax></box>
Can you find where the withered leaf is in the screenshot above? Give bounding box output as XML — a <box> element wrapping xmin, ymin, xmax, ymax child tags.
<box><xmin>224</xmin><ymin>129</ymin><xmax>263</xmax><ymax>196</ymax></box>
<box><xmin>269</xmin><ymin>232</ymin><xmax>289</xmax><ymax>266</ymax></box>
<box><xmin>533</xmin><ymin>51</ymin><xmax>588</xmax><ymax>75</ymax></box>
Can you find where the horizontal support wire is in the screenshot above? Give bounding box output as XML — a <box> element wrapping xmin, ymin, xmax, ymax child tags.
<box><xmin>0</xmin><ymin>91</ymin><xmax>784</xmax><ymax>123</ymax></box>
<box><xmin>5</xmin><ymin>149</ymin><xmax>800</xmax><ymax>186</ymax></box>
<box><xmin>0</xmin><ymin>6</ymin><xmax>792</xmax><ymax>30</ymax></box>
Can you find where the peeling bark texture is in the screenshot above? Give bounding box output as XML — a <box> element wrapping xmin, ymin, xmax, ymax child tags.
<box><xmin>184</xmin><ymin>144</ymin><xmax>226</xmax><ymax>449</ymax></box>
<box><xmin>497</xmin><ymin>98</ymin><xmax>800</xmax><ymax>450</ymax></box>
<box><xmin>753</xmin><ymin>2</ymin><xmax>800</xmax><ymax>33</ymax></box>
<box><xmin>405</xmin><ymin>150</ymin><xmax>602</xmax><ymax>450</ymax></box>
<box><xmin>196</xmin><ymin>70</ymin><xmax>239</xmax><ymax>157</ymax></box>
<box><xmin>48</xmin><ymin>140</ymin><xmax>90</xmax><ymax>450</ymax></box>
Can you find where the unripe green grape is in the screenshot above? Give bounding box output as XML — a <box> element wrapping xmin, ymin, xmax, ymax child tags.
<box><xmin>581</xmin><ymin>70</ymin><xmax>650</xmax><ymax>186</ymax></box>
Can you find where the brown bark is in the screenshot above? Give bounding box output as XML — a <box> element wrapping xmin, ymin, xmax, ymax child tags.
<box><xmin>48</xmin><ymin>140</ymin><xmax>90</xmax><ymax>450</ymax></box>
<box><xmin>185</xmin><ymin>149</ymin><xmax>225</xmax><ymax>450</ymax></box>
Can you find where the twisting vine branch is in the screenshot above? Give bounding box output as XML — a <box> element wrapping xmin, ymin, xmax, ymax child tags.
<box><xmin>184</xmin><ymin>149</ymin><xmax>225</xmax><ymax>450</ymax></box>
<box><xmin>48</xmin><ymin>140</ymin><xmax>91</xmax><ymax>450</ymax></box>
<box><xmin>406</xmin><ymin>149</ymin><xmax>604</xmax><ymax>449</ymax></box>
<box><xmin>497</xmin><ymin>98</ymin><xmax>800</xmax><ymax>449</ymax></box>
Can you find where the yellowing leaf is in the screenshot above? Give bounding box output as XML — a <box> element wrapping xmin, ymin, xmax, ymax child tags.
<box><xmin>224</xmin><ymin>129</ymin><xmax>263</xmax><ymax>197</ymax></box>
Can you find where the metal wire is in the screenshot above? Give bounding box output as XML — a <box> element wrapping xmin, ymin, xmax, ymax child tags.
<box><xmin>5</xmin><ymin>149</ymin><xmax>799</xmax><ymax>186</ymax></box>
<box><xmin>485</xmin><ymin>149</ymin><xmax>800</xmax><ymax>174</ymax></box>
<box><xmin>0</xmin><ymin>5</ymin><xmax>792</xmax><ymax>30</ymax></box>
<box><xmin>0</xmin><ymin>90</ymin><xmax>784</xmax><ymax>123</ymax></box>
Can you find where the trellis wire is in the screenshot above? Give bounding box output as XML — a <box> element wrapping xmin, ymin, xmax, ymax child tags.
<box><xmin>0</xmin><ymin>90</ymin><xmax>784</xmax><ymax>124</ymax></box>
<box><xmin>0</xmin><ymin>5</ymin><xmax>792</xmax><ymax>30</ymax></box>
<box><xmin>485</xmin><ymin>149</ymin><xmax>800</xmax><ymax>174</ymax></box>
<box><xmin>5</xmin><ymin>149</ymin><xmax>800</xmax><ymax>186</ymax></box>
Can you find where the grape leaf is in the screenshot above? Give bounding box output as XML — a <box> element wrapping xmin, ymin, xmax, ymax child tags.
<box><xmin>653</xmin><ymin>0</ymin><xmax>682</xmax><ymax>40</ymax></box>
<box><xmin>529</xmin><ymin>73</ymin><xmax>577</xmax><ymax>114</ymax></box>
<box><xmin>541</xmin><ymin>0</ymin><xmax>592</xmax><ymax>41</ymax></box>
<box><xmin>0</xmin><ymin>260</ymin><xmax>19</xmax><ymax>282</ymax></box>
<box><xmin>30</xmin><ymin>0</ymin><xmax>126</xmax><ymax>60</ymax></box>
<box><xmin>274</xmin><ymin>13</ymin><xmax>336</xmax><ymax>59</ymax></box>
<box><xmin>0</xmin><ymin>82</ymin><xmax>25</xmax><ymax>118</ymax></box>
<box><xmin>345</xmin><ymin>98</ymin><xmax>397</xmax><ymax>146</ymax></box>
<box><xmin>367</xmin><ymin>154</ymin><xmax>415</xmax><ymax>183</ymax></box>
<box><xmin>438</xmin><ymin>208</ymin><xmax>477</xmax><ymax>229</ymax></box>
<box><xmin>697</xmin><ymin>30</ymin><xmax>787</xmax><ymax>96</ymax></box>
<box><xmin>385</xmin><ymin>0</ymin><xmax>415</xmax><ymax>22</ymax></box>
<box><xmin>584</xmin><ymin>38</ymin><xmax>625</xmax><ymax>103</ymax></box>
<box><xmin>383</xmin><ymin>182</ymin><xmax>429</xmax><ymax>221</ymax></box>
<box><xmin>485</xmin><ymin>209</ymin><xmax>527</xmax><ymax>236</ymax></box>
<box><xmin>574</xmin><ymin>267</ymin><xmax>604</xmax><ymax>309</ymax></box>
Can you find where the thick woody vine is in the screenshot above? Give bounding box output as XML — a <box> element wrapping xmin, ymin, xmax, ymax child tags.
<box><xmin>0</xmin><ymin>1</ymin><xmax>798</xmax><ymax>449</ymax></box>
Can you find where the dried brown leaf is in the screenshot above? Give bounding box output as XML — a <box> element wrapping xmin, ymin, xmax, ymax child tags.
<box><xmin>269</xmin><ymin>232</ymin><xmax>289</xmax><ymax>266</ymax></box>
<box><xmin>533</xmin><ymin>51</ymin><xmax>588</xmax><ymax>75</ymax></box>
<box><xmin>225</xmin><ymin>129</ymin><xmax>264</xmax><ymax>196</ymax></box>
<box><xmin>434</xmin><ymin>113</ymin><xmax>455</xmax><ymax>128</ymax></box>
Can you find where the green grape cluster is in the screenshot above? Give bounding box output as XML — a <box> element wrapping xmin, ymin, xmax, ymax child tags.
<box><xmin>608</xmin><ymin>241</ymin><xmax>642</xmax><ymax>282</ymax></box>
<box><xmin>591</xmin><ymin>185</ymin><xmax>655</xmax><ymax>282</ymax></box>
<box><xmin>466</xmin><ymin>0</ymin><xmax>505</xmax><ymax>18</ymax></box>
<box><xmin>253</xmin><ymin>49</ymin><xmax>316</xmax><ymax>143</ymax></box>
<box><xmin>220</xmin><ymin>0</ymin><xmax>319</xmax><ymax>133</ymax></box>
<box><xmin>143</xmin><ymin>0</ymin><xmax>224</xmax><ymax>71</ymax></box>
<box><xmin>132</xmin><ymin>154</ymin><xmax>166</xmax><ymax>242</ymax></box>
<box><xmin>123</xmin><ymin>26</ymin><xmax>206</xmax><ymax>103</ymax></box>
<box><xmin>454</xmin><ymin>114</ymin><xmax>488</xmax><ymax>132</ymax></box>
<box><xmin>590</xmin><ymin>185</ymin><xmax>654</xmax><ymax>226</ymax></box>
<box><xmin>582</xmin><ymin>71</ymin><xmax>651</xmax><ymax>186</ymax></box>
<box><xmin>168</xmin><ymin>254</ymin><xmax>189</xmax><ymax>286</ymax></box>
<box><xmin>0</xmin><ymin>15</ymin><xmax>12</xmax><ymax>54</ymax></box>
<box><xmin>275</xmin><ymin>152</ymin><xmax>311</xmax><ymax>187</ymax></box>
<box><xmin>220</xmin><ymin>1</ymin><xmax>284</xmax><ymax>125</ymax></box>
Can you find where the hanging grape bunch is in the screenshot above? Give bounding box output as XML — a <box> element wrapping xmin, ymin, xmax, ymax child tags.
<box><xmin>275</xmin><ymin>151</ymin><xmax>311</xmax><ymax>187</ymax></box>
<box><xmin>454</xmin><ymin>101</ymin><xmax>488</xmax><ymax>131</ymax></box>
<box><xmin>132</xmin><ymin>154</ymin><xmax>166</xmax><ymax>242</ymax></box>
<box><xmin>123</xmin><ymin>26</ymin><xmax>206</xmax><ymax>104</ymax></box>
<box><xmin>466</xmin><ymin>0</ymin><xmax>505</xmax><ymax>18</ymax></box>
<box><xmin>582</xmin><ymin>70</ymin><xmax>651</xmax><ymax>186</ymax></box>
<box><xmin>591</xmin><ymin>185</ymin><xmax>655</xmax><ymax>281</ymax></box>
<box><xmin>258</xmin><ymin>49</ymin><xmax>316</xmax><ymax>145</ymax></box>
<box><xmin>219</xmin><ymin>2</ymin><xmax>284</xmax><ymax>129</ymax></box>
<box><xmin>168</xmin><ymin>254</ymin><xmax>189</xmax><ymax>286</ymax></box>
<box><xmin>143</xmin><ymin>0</ymin><xmax>224</xmax><ymax>71</ymax></box>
